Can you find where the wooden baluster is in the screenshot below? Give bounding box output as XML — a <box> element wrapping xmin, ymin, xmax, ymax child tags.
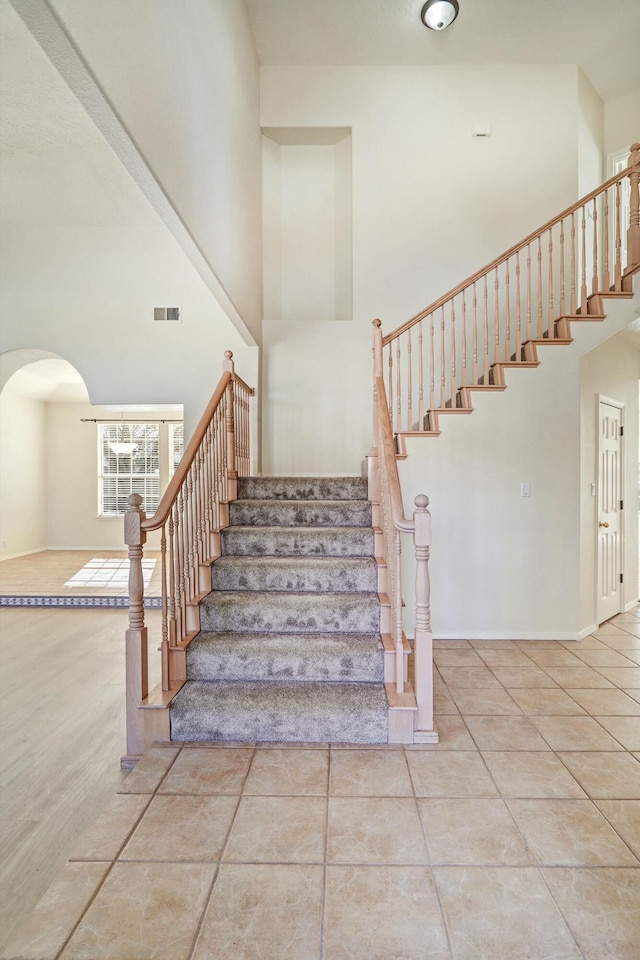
<box><xmin>483</xmin><ymin>276</ymin><xmax>489</xmax><ymax>383</ymax></box>
<box><xmin>614</xmin><ymin>181</ymin><xmax>622</xmax><ymax>291</ymax></box>
<box><xmin>412</xmin><ymin>494</ymin><xmax>436</xmax><ymax>742</ymax></box>
<box><xmin>177</xmin><ymin>489</ymin><xmax>186</xmax><ymax>641</ymax></box>
<box><xmin>526</xmin><ymin>243</ymin><xmax>533</xmax><ymax>342</ymax></box>
<box><xmin>429</xmin><ymin>314</ymin><xmax>435</xmax><ymax>414</ymax></box>
<box><xmin>581</xmin><ymin>204</ymin><xmax>588</xmax><ymax>313</ymax></box>
<box><xmin>592</xmin><ymin>197</ymin><xmax>599</xmax><ymax>294</ymax></box>
<box><xmin>168</xmin><ymin>508</ymin><xmax>177</xmax><ymax>650</ymax></box>
<box><xmin>124</xmin><ymin>493</ymin><xmax>148</xmax><ymax>761</ymax></box>
<box><xmin>461</xmin><ymin>290</ymin><xmax>468</xmax><ymax>386</ymax></box>
<box><xmin>559</xmin><ymin>220</ymin><xmax>567</xmax><ymax>317</ymax></box>
<box><xmin>515</xmin><ymin>251</ymin><xmax>522</xmax><ymax>361</ymax></box>
<box><xmin>548</xmin><ymin>229</ymin><xmax>555</xmax><ymax>339</ymax></box>
<box><xmin>159</xmin><ymin>521</ymin><xmax>169</xmax><ymax>690</ymax></box>
<box><xmin>407</xmin><ymin>329</ymin><xmax>413</xmax><ymax>430</ymax></box>
<box><xmin>450</xmin><ymin>300</ymin><xmax>456</xmax><ymax>403</ymax></box>
<box><xmin>494</xmin><ymin>267</ymin><xmax>500</xmax><ymax>365</ymax></box>
<box><xmin>472</xmin><ymin>282</ymin><xmax>478</xmax><ymax>384</ymax></box>
<box><xmin>418</xmin><ymin>318</ymin><xmax>425</xmax><ymax>429</ymax></box>
<box><xmin>396</xmin><ymin>339</ymin><xmax>402</xmax><ymax>432</ymax></box>
<box><xmin>372</xmin><ymin>319</ymin><xmax>383</xmax><ymax>459</ymax></box>
<box><xmin>388</xmin><ymin>346</ymin><xmax>394</xmax><ymax>433</ymax></box>
<box><xmin>394</xmin><ymin>527</ymin><xmax>403</xmax><ymax>695</ymax></box>
<box><xmin>603</xmin><ymin>188</ymin><xmax>611</xmax><ymax>293</ymax></box>
<box><xmin>570</xmin><ymin>212</ymin><xmax>577</xmax><ymax>314</ymax></box>
<box><xmin>223</xmin><ymin>352</ymin><xmax>238</xmax><ymax>502</ymax></box>
<box><xmin>504</xmin><ymin>261</ymin><xmax>511</xmax><ymax>361</ymax></box>
<box><xmin>440</xmin><ymin>306</ymin><xmax>446</xmax><ymax>408</ymax></box>
<box><xmin>537</xmin><ymin>235</ymin><xmax>543</xmax><ymax>338</ymax></box>
<box><xmin>627</xmin><ymin>143</ymin><xmax>640</xmax><ymax>267</ymax></box>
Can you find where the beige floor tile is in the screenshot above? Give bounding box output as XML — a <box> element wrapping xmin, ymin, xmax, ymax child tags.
<box><xmin>434</xmin><ymin>866</ymin><xmax>581</xmax><ymax>960</ymax></box>
<box><xmin>593</xmin><ymin>716</ymin><xmax>640</xmax><ymax>751</ymax></box>
<box><xmin>191</xmin><ymin>863</ymin><xmax>323</xmax><ymax>960</ymax></box>
<box><xmin>120</xmin><ymin>795</ymin><xmax>237</xmax><ymax>861</ymax></box>
<box><xmin>542</xmin><ymin>666</ymin><xmax>614</xmax><ymax>688</ymax></box>
<box><xmin>329</xmin><ymin>748</ymin><xmax>413</xmax><ymax>796</ymax></box>
<box><xmin>592</xmin><ymin>623</ymin><xmax>633</xmax><ymax>637</ymax></box>
<box><xmin>619</xmin><ymin>648</ymin><xmax>640</xmax><ymax>664</ymax></box>
<box><xmin>543</xmin><ymin>867</ymin><xmax>640</xmax><ymax>960</ymax></box>
<box><xmin>418</xmin><ymin>798</ymin><xmax>532</xmax><ymax>865</ymax></box>
<box><xmin>595</xmin><ymin>800</ymin><xmax>640</xmax><ymax>857</ymax></box>
<box><xmin>450</xmin><ymin>687</ymin><xmax>522</xmax><ymax>715</ymax></box>
<box><xmin>438</xmin><ymin>666</ymin><xmax>502</xmax><ymax>689</ymax></box>
<box><xmin>433</xmin><ymin>684</ymin><xmax>460</xmax><ymax>715</ymax></box>
<box><xmin>433</xmin><ymin>648</ymin><xmax>485</xmax><ymax>666</ymax></box>
<box><xmin>515</xmin><ymin>648</ymin><xmax>583</xmax><ymax>667</ymax></box>
<box><xmin>324</xmin><ymin>865</ymin><xmax>451</xmax><ymax>960</ymax></box>
<box><xmin>597</xmin><ymin>634</ymin><xmax>640</xmax><ymax>650</ymax></box>
<box><xmin>507</xmin><ymin>687</ymin><xmax>586</xmax><ymax>715</ymax></box>
<box><xmin>406</xmin><ymin>751</ymin><xmax>498</xmax><ymax>797</ymax></box>
<box><xmin>625</xmin><ymin>688</ymin><xmax>640</xmax><ymax>703</ymax></box>
<box><xmin>558</xmin><ymin>752</ymin><xmax>640</xmax><ymax>799</ymax></box>
<box><xmin>327</xmin><ymin>797</ymin><xmax>427</xmax><ymax>863</ymax></box>
<box><xmin>1</xmin><ymin>861</ymin><xmax>109</xmax><ymax>960</ymax></box>
<box><xmin>563</xmin><ymin>688</ymin><xmax>640</xmax><ymax>716</ymax></box>
<box><xmin>507</xmin><ymin>799</ymin><xmax>638</xmax><ymax>866</ymax></box>
<box><xmin>481</xmin><ymin>751</ymin><xmax>586</xmax><ymax>798</ymax></box>
<box><xmin>70</xmin><ymin>794</ymin><xmax>151</xmax><ymax>861</ymax></box>
<box><xmin>405</xmin><ymin>715</ymin><xmax>476</xmax><ymax>751</ymax></box>
<box><xmin>464</xmin><ymin>715</ymin><xmax>550</xmax><ymax>751</ymax></box>
<box><xmin>559</xmin><ymin>635</ymin><xmax>611</xmax><ymax>649</ymax></box>
<box><xmin>474</xmin><ymin>648</ymin><xmax>533</xmax><ymax>666</ymax></box>
<box><xmin>594</xmin><ymin>666</ymin><xmax>640</xmax><ymax>687</ymax></box>
<box><xmin>224</xmin><ymin>796</ymin><xmax>326</xmax><ymax>863</ymax></box>
<box><xmin>243</xmin><ymin>747</ymin><xmax>328</xmax><ymax>795</ymax></box>
<box><xmin>433</xmin><ymin>639</ymin><xmax>472</xmax><ymax>647</ymax></box>
<box><xmin>158</xmin><ymin>746</ymin><xmax>253</xmax><ymax>794</ymax></box>
<box><xmin>117</xmin><ymin>745</ymin><xmax>180</xmax><ymax>794</ymax></box>
<box><xmin>530</xmin><ymin>715</ymin><xmax>625</xmax><ymax>751</ymax></box>
<box><xmin>59</xmin><ymin>861</ymin><xmax>215</xmax><ymax>960</ymax></box>
<box><xmin>489</xmin><ymin>665</ymin><xmax>558</xmax><ymax>688</ymax></box>
<box><xmin>571</xmin><ymin>647</ymin><xmax>637</xmax><ymax>667</ymax></box>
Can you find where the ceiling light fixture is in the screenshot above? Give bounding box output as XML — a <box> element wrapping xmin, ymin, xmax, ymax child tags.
<box><xmin>420</xmin><ymin>0</ymin><xmax>459</xmax><ymax>31</ymax></box>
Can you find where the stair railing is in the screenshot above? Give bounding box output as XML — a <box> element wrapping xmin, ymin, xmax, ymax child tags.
<box><xmin>124</xmin><ymin>351</ymin><xmax>254</xmax><ymax>761</ymax></box>
<box><xmin>383</xmin><ymin>142</ymin><xmax>640</xmax><ymax>437</ymax></box>
<box><xmin>371</xmin><ymin>320</ymin><xmax>436</xmax><ymax>742</ymax></box>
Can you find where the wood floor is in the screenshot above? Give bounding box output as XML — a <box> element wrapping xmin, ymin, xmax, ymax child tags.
<box><xmin>0</xmin><ymin>606</ymin><xmax>159</xmax><ymax>951</ymax></box>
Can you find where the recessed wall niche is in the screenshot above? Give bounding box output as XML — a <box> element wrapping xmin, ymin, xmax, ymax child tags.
<box><xmin>262</xmin><ymin>127</ymin><xmax>352</xmax><ymax>323</ymax></box>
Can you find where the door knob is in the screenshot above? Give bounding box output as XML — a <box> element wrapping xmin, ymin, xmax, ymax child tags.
<box><xmin>599</xmin><ymin>521</ymin><xmax>609</xmax><ymax>528</ymax></box>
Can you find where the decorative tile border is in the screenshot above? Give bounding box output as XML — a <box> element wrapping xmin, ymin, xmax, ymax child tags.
<box><xmin>0</xmin><ymin>595</ymin><xmax>162</xmax><ymax>609</ymax></box>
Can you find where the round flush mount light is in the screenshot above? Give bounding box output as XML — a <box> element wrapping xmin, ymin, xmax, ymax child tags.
<box><xmin>420</xmin><ymin>0</ymin><xmax>459</xmax><ymax>31</ymax></box>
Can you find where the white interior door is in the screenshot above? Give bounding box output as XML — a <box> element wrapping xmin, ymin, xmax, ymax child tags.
<box><xmin>597</xmin><ymin>396</ymin><xmax>624</xmax><ymax>625</ymax></box>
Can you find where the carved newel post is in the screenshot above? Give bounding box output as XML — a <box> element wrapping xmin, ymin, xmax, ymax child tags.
<box><xmin>223</xmin><ymin>350</ymin><xmax>237</xmax><ymax>502</ymax></box>
<box><xmin>124</xmin><ymin>493</ymin><xmax>148</xmax><ymax>762</ymax></box>
<box><xmin>628</xmin><ymin>143</ymin><xmax>640</xmax><ymax>268</ymax></box>
<box><xmin>412</xmin><ymin>494</ymin><xmax>438</xmax><ymax>742</ymax></box>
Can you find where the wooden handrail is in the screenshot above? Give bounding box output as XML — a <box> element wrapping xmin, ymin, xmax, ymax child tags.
<box><xmin>383</xmin><ymin>154</ymin><xmax>637</xmax><ymax>346</ymax></box>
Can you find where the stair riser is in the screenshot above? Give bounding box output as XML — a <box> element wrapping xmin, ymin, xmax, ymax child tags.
<box><xmin>237</xmin><ymin>477</ymin><xmax>368</xmax><ymax>502</ymax></box>
<box><xmin>200</xmin><ymin>592</ymin><xmax>380</xmax><ymax>634</ymax></box>
<box><xmin>210</xmin><ymin>558</ymin><xmax>378</xmax><ymax>593</ymax></box>
<box><xmin>229</xmin><ymin>500</ymin><xmax>372</xmax><ymax>528</ymax></box>
<box><xmin>221</xmin><ymin>527</ymin><xmax>374</xmax><ymax>558</ymax></box>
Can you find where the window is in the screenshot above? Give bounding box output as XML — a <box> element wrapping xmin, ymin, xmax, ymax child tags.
<box><xmin>169</xmin><ymin>422</ymin><xmax>184</xmax><ymax>476</ymax></box>
<box><xmin>98</xmin><ymin>423</ymin><xmax>160</xmax><ymax>516</ymax></box>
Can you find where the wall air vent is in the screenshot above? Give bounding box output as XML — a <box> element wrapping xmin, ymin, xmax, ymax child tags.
<box><xmin>153</xmin><ymin>307</ymin><xmax>181</xmax><ymax>322</ymax></box>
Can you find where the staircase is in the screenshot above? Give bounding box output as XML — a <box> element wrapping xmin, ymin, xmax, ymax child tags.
<box><xmin>169</xmin><ymin>476</ymin><xmax>389</xmax><ymax>743</ymax></box>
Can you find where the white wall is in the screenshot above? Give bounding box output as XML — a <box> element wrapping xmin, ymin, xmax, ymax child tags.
<box><xmin>578</xmin><ymin>70</ymin><xmax>604</xmax><ymax>195</ymax></box>
<box><xmin>604</xmin><ymin>88</ymin><xmax>640</xmax><ymax>155</ymax></box>
<box><xmin>261</xmin><ymin>65</ymin><xmax>587</xmax><ymax>474</ymax></box>
<box><xmin>579</xmin><ymin>329</ymin><xmax>640</xmax><ymax>629</ymax></box>
<box><xmin>0</xmin><ymin>382</ymin><xmax>46</xmax><ymax>559</ymax></box>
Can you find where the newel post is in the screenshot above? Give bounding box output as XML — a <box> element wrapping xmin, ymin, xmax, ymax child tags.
<box><xmin>223</xmin><ymin>350</ymin><xmax>238</xmax><ymax>502</ymax></box>
<box><xmin>627</xmin><ymin>143</ymin><xmax>640</xmax><ymax>267</ymax></box>
<box><xmin>123</xmin><ymin>493</ymin><xmax>148</xmax><ymax>763</ymax></box>
<box><xmin>412</xmin><ymin>494</ymin><xmax>438</xmax><ymax>743</ymax></box>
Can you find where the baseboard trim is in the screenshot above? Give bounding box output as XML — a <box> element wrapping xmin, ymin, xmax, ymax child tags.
<box><xmin>431</xmin><ymin>631</ymin><xmax>587</xmax><ymax>642</ymax></box>
<box><xmin>624</xmin><ymin>599</ymin><xmax>639</xmax><ymax>613</ymax></box>
<box><xmin>577</xmin><ymin>623</ymin><xmax>598</xmax><ymax>641</ymax></box>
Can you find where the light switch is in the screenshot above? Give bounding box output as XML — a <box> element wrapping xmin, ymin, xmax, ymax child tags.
<box><xmin>520</xmin><ymin>482</ymin><xmax>531</xmax><ymax>497</ymax></box>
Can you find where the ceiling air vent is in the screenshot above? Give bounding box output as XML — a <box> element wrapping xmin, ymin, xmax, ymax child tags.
<box><xmin>154</xmin><ymin>306</ymin><xmax>181</xmax><ymax>322</ymax></box>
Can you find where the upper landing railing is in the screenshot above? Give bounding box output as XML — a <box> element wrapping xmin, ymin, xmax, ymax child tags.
<box><xmin>124</xmin><ymin>351</ymin><xmax>254</xmax><ymax>760</ymax></box>
<box><xmin>381</xmin><ymin>142</ymin><xmax>640</xmax><ymax>437</ymax></box>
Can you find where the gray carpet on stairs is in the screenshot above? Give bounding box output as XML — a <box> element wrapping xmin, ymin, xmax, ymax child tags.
<box><xmin>171</xmin><ymin>476</ymin><xmax>388</xmax><ymax>744</ymax></box>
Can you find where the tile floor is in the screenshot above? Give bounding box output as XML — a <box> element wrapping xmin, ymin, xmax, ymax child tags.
<box><xmin>3</xmin><ymin>610</ymin><xmax>640</xmax><ymax>960</ymax></box>
<box><xmin>0</xmin><ymin>550</ymin><xmax>162</xmax><ymax>598</ymax></box>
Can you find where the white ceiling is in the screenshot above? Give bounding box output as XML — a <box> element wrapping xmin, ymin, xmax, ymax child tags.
<box><xmin>246</xmin><ymin>0</ymin><xmax>640</xmax><ymax>101</ymax></box>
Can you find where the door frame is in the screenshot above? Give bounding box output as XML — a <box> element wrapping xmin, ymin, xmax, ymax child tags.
<box><xmin>596</xmin><ymin>393</ymin><xmax>625</xmax><ymax>625</ymax></box>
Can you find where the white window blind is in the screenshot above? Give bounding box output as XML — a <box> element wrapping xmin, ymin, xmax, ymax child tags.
<box><xmin>169</xmin><ymin>422</ymin><xmax>184</xmax><ymax>476</ymax></box>
<box><xmin>98</xmin><ymin>423</ymin><xmax>160</xmax><ymax>516</ymax></box>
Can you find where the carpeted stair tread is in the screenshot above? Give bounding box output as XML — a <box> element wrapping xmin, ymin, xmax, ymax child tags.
<box><xmin>200</xmin><ymin>590</ymin><xmax>380</xmax><ymax>634</ymax></box>
<box><xmin>229</xmin><ymin>499</ymin><xmax>371</xmax><ymax>528</ymax></box>
<box><xmin>210</xmin><ymin>557</ymin><xmax>378</xmax><ymax>592</ymax></box>
<box><xmin>221</xmin><ymin>526</ymin><xmax>375</xmax><ymax>558</ymax></box>
<box><xmin>237</xmin><ymin>477</ymin><xmax>368</xmax><ymax>501</ymax></box>
<box><xmin>170</xmin><ymin>679</ymin><xmax>388</xmax><ymax>743</ymax></box>
<box><xmin>187</xmin><ymin>631</ymin><xmax>384</xmax><ymax>682</ymax></box>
